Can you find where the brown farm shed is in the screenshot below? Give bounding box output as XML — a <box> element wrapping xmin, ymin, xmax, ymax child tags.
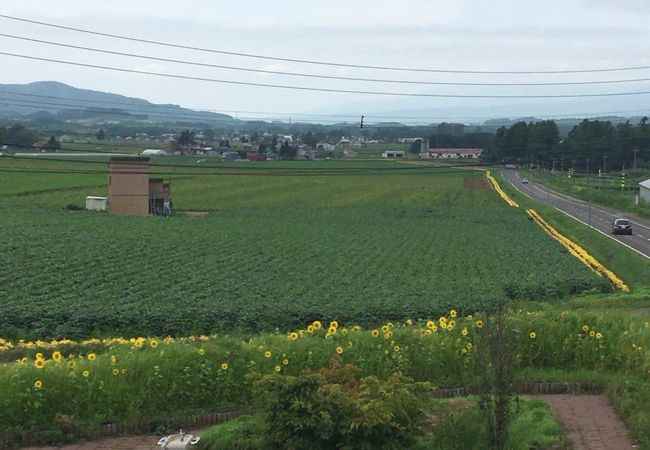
<box><xmin>108</xmin><ymin>157</ymin><xmax>171</xmax><ymax>216</ymax></box>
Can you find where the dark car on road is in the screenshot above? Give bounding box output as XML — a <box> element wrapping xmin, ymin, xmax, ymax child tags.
<box><xmin>612</xmin><ymin>219</ymin><xmax>633</xmax><ymax>235</ymax></box>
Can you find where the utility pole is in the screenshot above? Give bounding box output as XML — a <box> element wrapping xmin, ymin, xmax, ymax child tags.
<box><xmin>587</xmin><ymin>172</ymin><xmax>591</xmax><ymax>228</ymax></box>
<box><xmin>603</xmin><ymin>152</ymin><xmax>607</xmax><ymax>174</ymax></box>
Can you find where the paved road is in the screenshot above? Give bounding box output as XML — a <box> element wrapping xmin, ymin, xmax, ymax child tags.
<box><xmin>501</xmin><ymin>170</ymin><xmax>650</xmax><ymax>260</ymax></box>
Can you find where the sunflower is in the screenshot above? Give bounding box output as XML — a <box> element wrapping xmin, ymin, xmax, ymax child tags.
<box><xmin>87</xmin><ymin>353</ymin><xmax>96</xmax><ymax>361</ymax></box>
<box><xmin>34</xmin><ymin>358</ymin><xmax>45</xmax><ymax>369</ymax></box>
<box><xmin>371</xmin><ymin>329</ymin><xmax>380</xmax><ymax>337</ymax></box>
<box><xmin>221</xmin><ymin>362</ymin><xmax>229</xmax><ymax>370</ymax></box>
<box><xmin>336</xmin><ymin>346</ymin><xmax>344</xmax><ymax>354</ymax></box>
<box><xmin>34</xmin><ymin>380</ymin><xmax>43</xmax><ymax>389</ymax></box>
<box><xmin>52</xmin><ymin>351</ymin><xmax>62</xmax><ymax>362</ymax></box>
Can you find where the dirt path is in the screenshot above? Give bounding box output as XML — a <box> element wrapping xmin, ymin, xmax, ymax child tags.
<box><xmin>21</xmin><ymin>428</ymin><xmax>204</xmax><ymax>450</ymax></box>
<box><xmin>537</xmin><ymin>394</ymin><xmax>635</xmax><ymax>450</ymax></box>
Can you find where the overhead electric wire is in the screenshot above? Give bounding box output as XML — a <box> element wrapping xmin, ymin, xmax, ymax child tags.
<box><xmin>2</xmin><ymin>51</ymin><xmax>650</xmax><ymax>99</ymax></box>
<box><xmin>2</xmin><ymin>14</ymin><xmax>650</xmax><ymax>75</ymax></box>
<box><xmin>3</xmin><ymin>33</ymin><xmax>650</xmax><ymax>87</ymax></box>
<box><xmin>0</xmin><ymin>91</ymin><xmax>648</xmax><ymax>123</ymax></box>
<box><xmin>0</xmin><ymin>98</ymin><xmax>363</xmax><ymax>125</ymax></box>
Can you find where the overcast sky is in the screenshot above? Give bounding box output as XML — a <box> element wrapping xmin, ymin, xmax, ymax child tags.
<box><xmin>1</xmin><ymin>0</ymin><xmax>649</xmax><ymax>122</ymax></box>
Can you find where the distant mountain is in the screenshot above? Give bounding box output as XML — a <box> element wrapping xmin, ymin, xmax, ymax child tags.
<box><xmin>0</xmin><ymin>81</ymin><xmax>234</xmax><ymax>124</ymax></box>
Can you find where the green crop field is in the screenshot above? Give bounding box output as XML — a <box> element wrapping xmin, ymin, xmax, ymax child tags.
<box><xmin>0</xmin><ymin>159</ymin><xmax>609</xmax><ymax>340</ymax></box>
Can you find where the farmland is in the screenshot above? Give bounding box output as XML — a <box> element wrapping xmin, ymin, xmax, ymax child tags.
<box><xmin>0</xmin><ymin>159</ymin><xmax>609</xmax><ymax>340</ymax></box>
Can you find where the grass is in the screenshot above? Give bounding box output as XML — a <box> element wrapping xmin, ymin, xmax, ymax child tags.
<box><xmin>197</xmin><ymin>398</ymin><xmax>568</xmax><ymax>450</ymax></box>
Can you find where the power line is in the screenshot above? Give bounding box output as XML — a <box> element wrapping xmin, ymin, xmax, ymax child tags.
<box><xmin>2</xmin><ymin>51</ymin><xmax>650</xmax><ymax>99</ymax></box>
<box><xmin>1</xmin><ymin>91</ymin><xmax>648</xmax><ymax>123</ymax></box>
<box><xmin>4</xmin><ymin>33</ymin><xmax>650</xmax><ymax>87</ymax></box>
<box><xmin>0</xmin><ymin>98</ymin><xmax>363</xmax><ymax>125</ymax></box>
<box><xmin>2</xmin><ymin>14</ymin><xmax>650</xmax><ymax>75</ymax></box>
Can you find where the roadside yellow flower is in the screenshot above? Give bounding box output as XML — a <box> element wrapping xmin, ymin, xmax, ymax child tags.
<box><xmin>394</xmin><ymin>346</ymin><xmax>400</xmax><ymax>353</ymax></box>
<box><xmin>198</xmin><ymin>348</ymin><xmax>205</xmax><ymax>356</ymax></box>
<box><xmin>274</xmin><ymin>365</ymin><xmax>281</xmax><ymax>373</ymax></box>
<box><xmin>589</xmin><ymin>331</ymin><xmax>595</xmax><ymax>338</ymax></box>
<box><xmin>426</xmin><ymin>320</ymin><xmax>435</xmax><ymax>330</ymax></box>
<box><xmin>384</xmin><ymin>331</ymin><xmax>393</xmax><ymax>339</ymax></box>
<box><xmin>111</xmin><ymin>355</ymin><xmax>117</xmax><ymax>365</ymax></box>
<box><xmin>329</xmin><ymin>320</ymin><xmax>339</xmax><ymax>329</ymax></box>
<box><xmin>34</xmin><ymin>358</ymin><xmax>45</xmax><ymax>369</ymax></box>
<box><xmin>221</xmin><ymin>362</ymin><xmax>229</xmax><ymax>370</ymax></box>
<box><xmin>448</xmin><ymin>320</ymin><xmax>456</xmax><ymax>329</ymax></box>
<box><xmin>466</xmin><ymin>342</ymin><xmax>473</xmax><ymax>350</ymax></box>
<box><xmin>328</xmin><ymin>326</ymin><xmax>337</xmax><ymax>335</ymax></box>
<box><xmin>406</xmin><ymin>319</ymin><xmax>413</xmax><ymax>326</ymax></box>
<box><xmin>450</xmin><ymin>309</ymin><xmax>457</xmax><ymax>318</ymax></box>
<box><xmin>461</xmin><ymin>327</ymin><xmax>468</xmax><ymax>336</ymax></box>
<box><xmin>596</xmin><ymin>332</ymin><xmax>603</xmax><ymax>340</ymax></box>
<box><xmin>312</xmin><ymin>321</ymin><xmax>322</xmax><ymax>330</ymax></box>
<box><xmin>466</xmin><ymin>314</ymin><xmax>473</xmax><ymax>321</ymax></box>
<box><xmin>149</xmin><ymin>339</ymin><xmax>159</xmax><ymax>349</ymax></box>
<box><xmin>476</xmin><ymin>320</ymin><xmax>484</xmax><ymax>328</ymax></box>
<box><xmin>336</xmin><ymin>346</ymin><xmax>344</xmax><ymax>354</ymax></box>
<box><xmin>381</xmin><ymin>325</ymin><xmax>389</xmax><ymax>333</ymax></box>
<box><xmin>67</xmin><ymin>360</ymin><xmax>76</xmax><ymax>369</ymax></box>
<box><xmin>20</xmin><ymin>357</ymin><xmax>28</xmax><ymax>365</ymax></box>
<box><xmin>87</xmin><ymin>353</ymin><xmax>96</xmax><ymax>361</ymax></box>
<box><xmin>307</xmin><ymin>325</ymin><xmax>314</xmax><ymax>333</ymax></box>
<box><xmin>289</xmin><ymin>332</ymin><xmax>299</xmax><ymax>341</ymax></box>
<box><xmin>529</xmin><ymin>331</ymin><xmax>537</xmax><ymax>339</ymax></box>
<box><xmin>52</xmin><ymin>351</ymin><xmax>62</xmax><ymax>362</ymax></box>
<box><xmin>439</xmin><ymin>317</ymin><xmax>447</xmax><ymax>326</ymax></box>
<box><xmin>82</xmin><ymin>370</ymin><xmax>90</xmax><ymax>378</ymax></box>
<box><xmin>36</xmin><ymin>352</ymin><xmax>44</xmax><ymax>360</ymax></box>
<box><xmin>121</xmin><ymin>368</ymin><xmax>127</xmax><ymax>375</ymax></box>
<box><xmin>386</xmin><ymin>322</ymin><xmax>394</xmax><ymax>329</ymax></box>
<box><xmin>34</xmin><ymin>380</ymin><xmax>43</xmax><ymax>389</ymax></box>
<box><xmin>264</xmin><ymin>351</ymin><xmax>272</xmax><ymax>358</ymax></box>
<box><xmin>112</xmin><ymin>368</ymin><xmax>119</xmax><ymax>376</ymax></box>
<box><xmin>371</xmin><ymin>329</ymin><xmax>380</xmax><ymax>337</ymax></box>
<box><xmin>582</xmin><ymin>325</ymin><xmax>589</xmax><ymax>332</ymax></box>
<box><xmin>283</xmin><ymin>358</ymin><xmax>289</xmax><ymax>365</ymax></box>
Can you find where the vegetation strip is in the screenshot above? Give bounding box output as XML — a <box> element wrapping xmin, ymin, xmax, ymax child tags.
<box><xmin>526</xmin><ymin>208</ymin><xmax>630</xmax><ymax>292</ymax></box>
<box><xmin>485</xmin><ymin>170</ymin><xmax>519</xmax><ymax>207</ymax></box>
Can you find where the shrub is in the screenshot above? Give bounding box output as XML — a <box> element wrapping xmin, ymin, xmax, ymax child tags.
<box><xmin>253</xmin><ymin>362</ymin><xmax>429</xmax><ymax>450</ymax></box>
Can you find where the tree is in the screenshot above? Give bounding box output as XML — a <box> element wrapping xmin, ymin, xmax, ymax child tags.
<box><xmin>178</xmin><ymin>129</ymin><xmax>195</xmax><ymax>146</ymax></box>
<box><xmin>303</xmin><ymin>131</ymin><xmax>318</xmax><ymax>149</ymax></box>
<box><xmin>279</xmin><ymin>141</ymin><xmax>297</xmax><ymax>160</ymax></box>
<box><xmin>96</xmin><ymin>129</ymin><xmax>106</xmax><ymax>141</ymax></box>
<box><xmin>409</xmin><ymin>139</ymin><xmax>421</xmax><ymax>154</ymax></box>
<box><xmin>45</xmin><ymin>136</ymin><xmax>61</xmax><ymax>151</ymax></box>
<box><xmin>6</xmin><ymin>124</ymin><xmax>39</xmax><ymax>147</ymax></box>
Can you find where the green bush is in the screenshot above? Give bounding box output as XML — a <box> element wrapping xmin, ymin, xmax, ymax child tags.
<box><xmin>253</xmin><ymin>363</ymin><xmax>429</xmax><ymax>450</ymax></box>
<box><xmin>198</xmin><ymin>415</ymin><xmax>265</xmax><ymax>450</ymax></box>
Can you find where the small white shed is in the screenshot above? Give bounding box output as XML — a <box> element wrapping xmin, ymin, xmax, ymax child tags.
<box><xmin>640</xmin><ymin>178</ymin><xmax>650</xmax><ymax>205</ymax></box>
<box><xmin>141</xmin><ymin>149</ymin><xmax>169</xmax><ymax>156</ymax></box>
<box><xmin>86</xmin><ymin>196</ymin><xmax>107</xmax><ymax>211</ymax></box>
<box><xmin>381</xmin><ymin>151</ymin><xmax>405</xmax><ymax>159</ymax></box>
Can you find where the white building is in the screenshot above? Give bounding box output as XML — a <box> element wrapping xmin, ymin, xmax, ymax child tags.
<box><xmin>640</xmin><ymin>178</ymin><xmax>650</xmax><ymax>205</ymax></box>
<box><xmin>423</xmin><ymin>148</ymin><xmax>483</xmax><ymax>159</ymax></box>
<box><xmin>85</xmin><ymin>196</ymin><xmax>107</xmax><ymax>211</ymax></box>
<box><xmin>381</xmin><ymin>150</ymin><xmax>405</xmax><ymax>158</ymax></box>
<box><xmin>141</xmin><ymin>149</ymin><xmax>169</xmax><ymax>156</ymax></box>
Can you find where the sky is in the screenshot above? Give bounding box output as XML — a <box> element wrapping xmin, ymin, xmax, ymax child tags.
<box><xmin>1</xmin><ymin>0</ymin><xmax>649</xmax><ymax>123</ymax></box>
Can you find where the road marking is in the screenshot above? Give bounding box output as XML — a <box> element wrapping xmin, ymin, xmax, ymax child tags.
<box><xmin>502</xmin><ymin>173</ymin><xmax>650</xmax><ymax>261</ymax></box>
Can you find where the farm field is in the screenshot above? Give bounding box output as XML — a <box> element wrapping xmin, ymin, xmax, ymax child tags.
<box><xmin>0</xmin><ymin>159</ymin><xmax>609</xmax><ymax>340</ymax></box>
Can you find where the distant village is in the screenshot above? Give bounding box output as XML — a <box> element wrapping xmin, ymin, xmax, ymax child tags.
<box><xmin>26</xmin><ymin>130</ymin><xmax>483</xmax><ymax>161</ymax></box>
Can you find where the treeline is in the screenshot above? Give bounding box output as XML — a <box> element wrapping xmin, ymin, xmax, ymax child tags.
<box><xmin>487</xmin><ymin>118</ymin><xmax>650</xmax><ymax>171</ymax></box>
<box><xmin>0</xmin><ymin>123</ymin><xmax>40</xmax><ymax>147</ymax></box>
